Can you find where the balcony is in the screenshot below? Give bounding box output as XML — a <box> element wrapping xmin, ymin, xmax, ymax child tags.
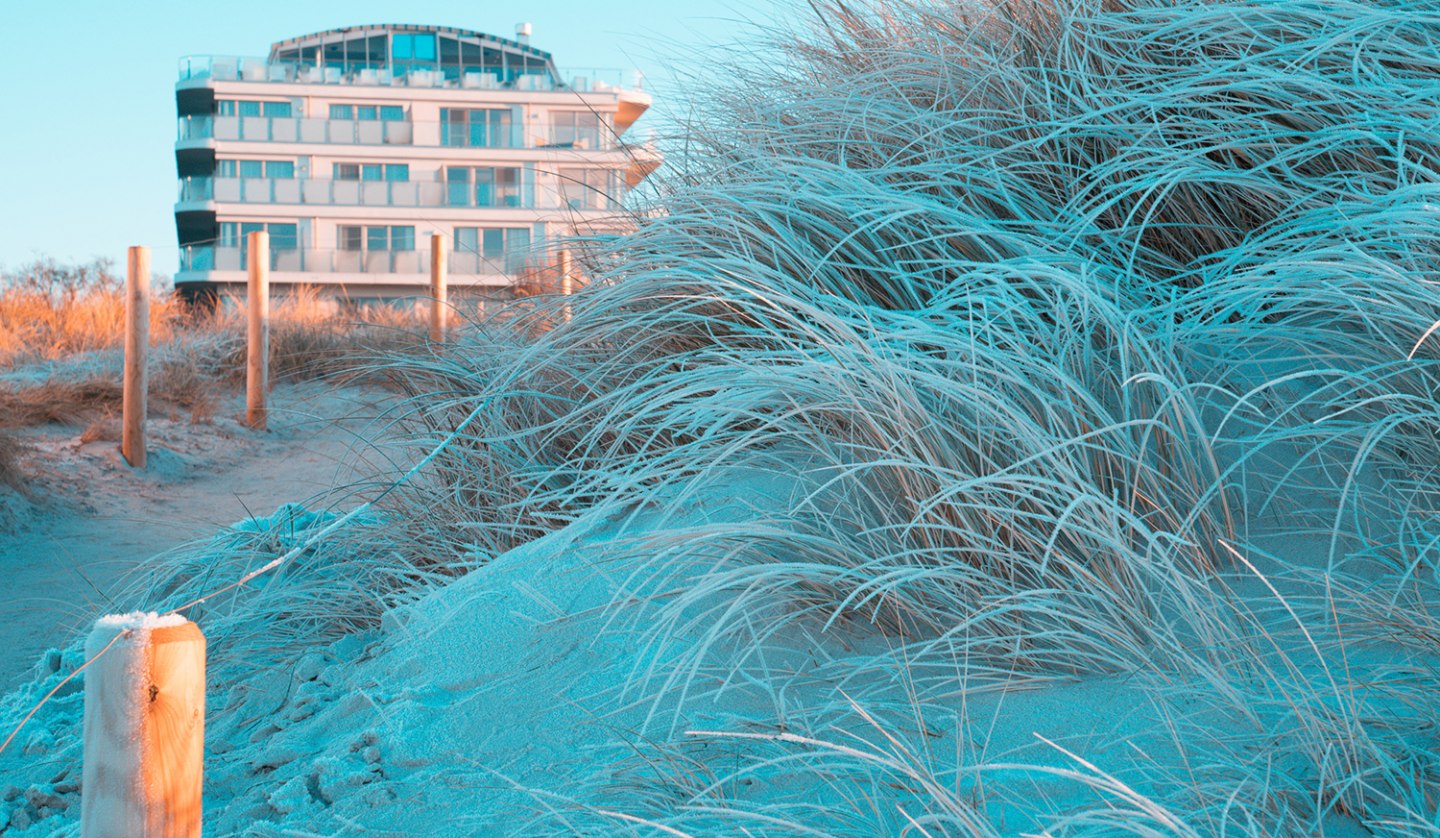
<box><xmin>174</xmin><ymin>115</ymin><xmax>631</xmax><ymax>150</ymax></box>
<box><xmin>177</xmin><ymin>115</ymin><xmax>415</xmax><ymax>146</ymax></box>
<box><xmin>178</xmin><ymin>55</ymin><xmax>643</xmax><ymax>94</ymax></box>
<box><xmin>179</xmin><ymin>244</ymin><xmax>536</xmax><ymax>277</ymax></box>
<box><xmin>177</xmin><ymin>176</ymin><xmax>556</xmax><ymax>209</ymax></box>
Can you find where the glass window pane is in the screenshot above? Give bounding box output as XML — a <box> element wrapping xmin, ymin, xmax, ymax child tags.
<box><xmin>339</xmin><ymin>226</ymin><xmax>363</xmax><ymax>250</ymax></box>
<box><xmin>482</xmin><ymin>228</ymin><xmax>504</xmax><ymax>259</ymax></box>
<box><xmin>217</xmin><ymin>100</ymin><xmax>236</xmax><ymax>116</ymax></box>
<box><xmin>357</xmin><ymin>105</ymin><xmax>377</xmax><ymax>121</ymax></box>
<box><xmin>385</xmin><ymin>164</ymin><xmax>409</xmax><ymax>182</ymax></box>
<box><xmin>268</xmin><ymin>223</ymin><xmax>298</xmax><ymax>250</ymax></box>
<box><xmin>262</xmin><ymin>101</ymin><xmax>292</xmax><ymax>118</ymax></box>
<box><xmin>414</xmin><ymin>35</ymin><xmax>436</xmax><ymax>60</ymax></box>
<box><xmin>367</xmin><ymin>226</ymin><xmax>389</xmax><ymax>251</ymax></box>
<box><xmin>361</xmin><ymin>164</ymin><xmax>383</xmax><ymax>181</ymax></box>
<box><xmin>454</xmin><ymin>227</ymin><xmax>478</xmax><ymax>253</ymax></box>
<box><xmin>217</xmin><ymin>160</ymin><xmax>237</xmax><ymax>177</ymax></box>
<box><xmin>380</xmin><ymin>105</ymin><xmax>404</xmax><ymax>121</ymax></box>
<box><xmin>265</xmin><ymin>161</ymin><xmax>294</xmax><ymax>179</ymax></box>
<box><xmin>238</xmin><ymin>100</ymin><xmax>261</xmax><ymax>117</ymax></box>
<box><xmin>329</xmin><ymin>104</ymin><xmax>354</xmax><ymax>120</ymax></box>
<box><xmin>508</xmin><ymin>228</ymin><xmax>531</xmax><ymax>253</ymax></box>
<box><xmin>391</xmin><ymin>226</ymin><xmax>415</xmax><ymax>251</ymax></box>
<box><xmin>334</xmin><ymin>163</ymin><xmax>360</xmax><ymax>180</ymax></box>
<box><xmin>393</xmin><ymin>34</ymin><xmax>412</xmax><ymax>60</ymax></box>
<box><xmin>239</xmin><ymin>160</ymin><xmax>264</xmax><ymax>178</ymax></box>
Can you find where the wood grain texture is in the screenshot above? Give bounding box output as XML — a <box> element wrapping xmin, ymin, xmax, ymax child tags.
<box><xmin>121</xmin><ymin>247</ymin><xmax>149</xmax><ymax>469</ymax></box>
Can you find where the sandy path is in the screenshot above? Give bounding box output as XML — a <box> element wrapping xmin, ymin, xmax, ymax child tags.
<box><xmin>0</xmin><ymin>382</ymin><xmax>391</xmax><ymax>688</ymax></box>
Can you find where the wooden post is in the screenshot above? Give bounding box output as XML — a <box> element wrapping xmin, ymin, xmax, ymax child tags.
<box><xmin>430</xmin><ymin>232</ymin><xmax>447</xmax><ymax>342</ymax></box>
<box><xmin>557</xmin><ymin>246</ymin><xmax>573</xmax><ymax>323</ymax></box>
<box><xmin>246</xmin><ymin>231</ymin><xmax>269</xmax><ymax>430</ymax></box>
<box><xmin>82</xmin><ymin>614</ymin><xmax>205</xmax><ymax>838</ymax></box>
<box><xmin>122</xmin><ymin>247</ymin><xmax>149</xmax><ymax>469</ymax></box>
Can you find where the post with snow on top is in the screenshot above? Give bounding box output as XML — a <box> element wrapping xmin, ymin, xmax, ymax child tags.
<box><xmin>81</xmin><ymin>613</ymin><xmax>205</xmax><ymax>837</ymax></box>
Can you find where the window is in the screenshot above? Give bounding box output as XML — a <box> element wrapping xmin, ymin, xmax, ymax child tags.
<box><xmin>393</xmin><ymin>33</ymin><xmax>437</xmax><ymax>62</ymax></box>
<box><xmin>558</xmin><ymin>168</ymin><xmax>619</xmax><ymax>210</ymax></box>
<box><xmin>455</xmin><ymin>226</ymin><xmax>531</xmax><ymax>262</ymax></box>
<box><xmin>440</xmin><ymin>108</ymin><xmax>514</xmax><ymax>148</ymax></box>
<box><xmin>220</xmin><ymin>159</ymin><xmax>294</xmax><ymax>179</ymax></box>
<box><xmin>330</xmin><ymin>103</ymin><xmax>406</xmax><ymax>121</ymax></box>
<box><xmin>340</xmin><ymin>225</ymin><xmax>414</xmax><ymax>251</ymax></box>
<box><xmin>334</xmin><ymin>162</ymin><xmax>408</xmax><ymax>181</ymax></box>
<box><xmin>221</xmin><ymin>221</ymin><xmax>298</xmax><ymax>250</ymax></box>
<box><xmin>446</xmin><ymin>167</ymin><xmax>521</xmax><ymax>207</ymax></box>
<box><xmin>221</xmin><ymin>99</ymin><xmax>291</xmax><ymax>118</ymax></box>
<box><xmin>550</xmin><ymin>111</ymin><xmax>606</xmax><ymax>148</ymax></box>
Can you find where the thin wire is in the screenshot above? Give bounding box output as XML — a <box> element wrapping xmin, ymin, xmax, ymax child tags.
<box><xmin>0</xmin><ymin>630</ymin><xmax>128</xmax><ymax>758</ymax></box>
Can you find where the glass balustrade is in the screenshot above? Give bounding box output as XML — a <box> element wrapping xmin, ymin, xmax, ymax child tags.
<box><xmin>177</xmin><ymin>175</ymin><xmax>628</xmax><ymax>210</ymax></box>
<box><xmin>175</xmin><ymin>115</ymin><xmax>643</xmax><ymax>151</ymax></box>
<box><xmin>179</xmin><ymin>55</ymin><xmax>641</xmax><ymax>92</ymax></box>
<box><xmin>180</xmin><ymin>245</ymin><xmax>541</xmax><ymax>276</ymax></box>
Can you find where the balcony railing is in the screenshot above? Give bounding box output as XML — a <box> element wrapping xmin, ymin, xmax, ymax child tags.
<box><xmin>176</xmin><ymin>115</ymin><xmax>626</xmax><ymax>150</ymax></box>
<box><xmin>179</xmin><ymin>245</ymin><xmax>535</xmax><ymax>276</ymax></box>
<box><xmin>177</xmin><ymin>115</ymin><xmax>415</xmax><ymax>145</ymax></box>
<box><xmin>178</xmin><ymin>176</ymin><xmax>551</xmax><ymax>209</ymax></box>
<box><xmin>178</xmin><ymin>55</ymin><xmax>644</xmax><ymax>93</ymax></box>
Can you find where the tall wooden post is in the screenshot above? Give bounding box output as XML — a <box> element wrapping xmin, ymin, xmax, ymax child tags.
<box><xmin>557</xmin><ymin>246</ymin><xmax>573</xmax><ymax>323</ymax></box>
<box><xmin>82</xmin><ymin>614</ymin><xmax>205</xmax><ymax>838</ymax></box>
<box><xmin>246</xmin><ymin>231</ymin><xmax>269</xmax><ymax>430</ymax></box>
<box><xmin>430</xmin><ymin>232</ymin><xmax>447</xmax><ymax>343</ymax></box>
<box><xmin>122</xmin><ymin>247</ymin><xmax>149</xmax><ymax>469</ymax></box>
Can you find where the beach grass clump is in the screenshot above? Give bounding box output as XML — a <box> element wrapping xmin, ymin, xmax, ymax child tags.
<box><xmin>368</xmin><ymin>0</ymin><xmax>1440</xmax><ymax>831</ymax></box>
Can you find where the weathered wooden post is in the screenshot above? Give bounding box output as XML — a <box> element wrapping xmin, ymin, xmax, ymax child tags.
<box><xmin>246</xmin><ymin>231</ymin><xmax>269</xmax><ymax>430</ymax></box>
<box><xmin>430</xmin><ymin>232</ymin><xmax>447</xmax><ymax>342</ymax></box>
<box><xmin>557</xmin><ymin>246</ymin><xmax>573</xmax><ymax>323</ymax></box>
<box><xmin>82</xmin><ymin>614</ymin><xmax>205</xmax><ymax>837</ymax></box>
<box><xmin>122</xmin><ymin>246</ymin><xmax>149</xmax><ymax>468</ymax></box>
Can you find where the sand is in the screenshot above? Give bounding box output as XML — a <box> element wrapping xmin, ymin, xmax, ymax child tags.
<box><xmin>0</xmin><ymin>382</ymin><xmax>387</xmax><ymax>688</ymax></box>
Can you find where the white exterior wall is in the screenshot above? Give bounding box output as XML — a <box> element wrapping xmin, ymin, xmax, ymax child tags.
<box><xmin>176</xmin><ymin>67</ymin><xmax>656</xmax><ymax>298</ymax></box>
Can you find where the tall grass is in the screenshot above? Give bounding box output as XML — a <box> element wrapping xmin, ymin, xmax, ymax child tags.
<box><xmin>374</xmin><ymin>0</ymin><xmax>1440</xmax><ymax>831</ymax></box>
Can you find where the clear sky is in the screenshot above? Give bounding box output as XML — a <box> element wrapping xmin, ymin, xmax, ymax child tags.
<box><xmin>0</xmin><ymin>0</ymin><xmax>788</xmax><ymax>274</ymax></box>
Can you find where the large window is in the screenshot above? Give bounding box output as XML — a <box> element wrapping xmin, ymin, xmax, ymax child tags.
<box><xmin>329</xmin><ymin>104</ymin><xmax>405</xmax><ymax>121</ymax></box>
<box><xmin>446</xmin><ymin>167</ymin><xmax>521</xmax><ymax>207</ymax></box>
<box><xmin>441</xmin><ymin>108</ymin><xmax>515</xmax><ymax>148</ymax></box>
<box><xmin>334</xmin><ymin>162</ymin><xmax>408</xmax><ymax>181</ymax></box>
<box><xmin>339</xmin><ymin>225</ymin><xmax>415</xmax><ymax>251</ymax></box>
<box><xmin>550</xmin><ymin>111</ymin><xmax>606</xmax><ymax>148</ymax></box>
<box><xmin>392</xmin><ymin>33</ymin><xmax>437</xmax><ymax>74</ymax></box>
<box><xmin>219</xmin><ymin>100</ymin><xmax>292</xmax><ymax>118</ymax></box>
<box><xmin>219</xmin><ymin>159</ymin><xmax>294</xmax><ymax>178</ymax></box>
<box><xmin>220</xmin><ymin>221</ymin><xmax>299</xmax><ymax>252</ymax></box>
<box><xmin>557</xmin><ymin>168</ymin><xmax>620</xmax><ymax>210</ymax></box>
<box><xmin>454</xmin><ymin>226</ymin><xmax>531</xmax><ymax>269</ymax></box>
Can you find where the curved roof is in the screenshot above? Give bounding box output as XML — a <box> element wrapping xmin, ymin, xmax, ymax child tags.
<box><xmin>269</xmin><ymin>24</ymin><xmax>553</xmax><ymax>62</ymax></box>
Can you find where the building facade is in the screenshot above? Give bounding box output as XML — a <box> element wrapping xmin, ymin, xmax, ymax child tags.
<box><xmin>173</xmin><ymin>24</ymin><xmax>659</xmax><ymax>303</ymax></box>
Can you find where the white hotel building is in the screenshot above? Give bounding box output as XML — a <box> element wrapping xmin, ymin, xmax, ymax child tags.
<box><xmin>173</xmin><ymin>24</ymin><xmax>659</xmax><ymax>303</ymax></box>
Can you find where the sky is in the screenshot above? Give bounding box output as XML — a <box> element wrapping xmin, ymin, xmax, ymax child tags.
<box><xmin>0</xmin><ymin>0</ymin><xmax>792</xmax><ymax>274</ymax></box>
